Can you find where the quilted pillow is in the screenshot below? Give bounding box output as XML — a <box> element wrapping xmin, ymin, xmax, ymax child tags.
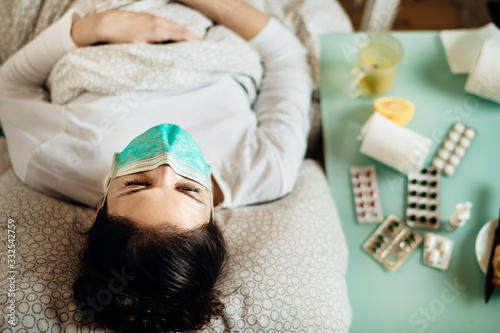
<box><xmin>0</xmin><ymin>159</ymin><xmax>351</xmax><ymax>332</ymax></box>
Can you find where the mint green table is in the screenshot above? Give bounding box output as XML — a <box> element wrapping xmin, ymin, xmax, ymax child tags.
<box><xmin>319</xmin><ymin>32</ymin><xmax>500</xmax><ymax>333</ymax></box>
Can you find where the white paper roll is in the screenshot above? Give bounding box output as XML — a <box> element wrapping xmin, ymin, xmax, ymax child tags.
<box><xmin>465</xmin><ymin>36</ymin><xmax>500</xmax><ymax>104</ymax></box>
<box><xmin>359</xmin><ymin>113</ymin><xmax>431</xmax><ymax>174</ymax></box>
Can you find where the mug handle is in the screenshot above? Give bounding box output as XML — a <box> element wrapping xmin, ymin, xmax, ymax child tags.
<box><xmin>345</xmin><ymin>67</ymin><xmax>366</xmax><ymax>98</ymax></box>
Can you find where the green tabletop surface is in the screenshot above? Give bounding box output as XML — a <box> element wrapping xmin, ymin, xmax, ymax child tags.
<box><xmin>319</xmin><ymin>31</ymin><xmax>500</xmax><ymax>333</ymax></box>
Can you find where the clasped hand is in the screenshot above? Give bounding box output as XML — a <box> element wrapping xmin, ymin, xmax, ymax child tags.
<box><xmin>71</xmin><ymin>10</ymin><xmax>203</xmax><ymax>47</ymax></box>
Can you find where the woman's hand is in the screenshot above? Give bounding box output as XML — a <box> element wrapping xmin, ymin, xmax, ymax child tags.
<box><xmin>71</xmin><ymin>11</ymin><xmax>202</xmax><ymax>47</ymax></box>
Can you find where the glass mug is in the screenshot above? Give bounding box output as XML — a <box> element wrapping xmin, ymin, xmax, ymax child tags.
<box><xmin>346</xmin><ymin>34</ymin><xmax>404</xmax><ymax>98</ymax></box>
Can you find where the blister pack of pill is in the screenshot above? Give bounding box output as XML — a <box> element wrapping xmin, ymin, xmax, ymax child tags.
<box><xmin>363</xmin><ymin>215</ymin><xmax>423</xmax><ymax>271</ymax></box>
<box><xmin>406</xmin><ymin>167</ymin><xmax>440</xmax><ymax>230</ymax></box>
<box><xmin>432</xmin><ymin>122</ymin><xmax>476</xmax><ymax>176</ymax></box>
<box><xmin>423</xmin><ymin>233</ymin><xmax>453</xmax><ymax>270</ymax></box>
<box><xmin>350</xmin><ymin>165</ymin><xmax>383</xmax><ymax>223</ymax></box>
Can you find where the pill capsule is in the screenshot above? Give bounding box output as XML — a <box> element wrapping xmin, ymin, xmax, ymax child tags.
<box><xmin>420</xmin><ymin>192</ymin><xmax>428</xmax><ymax>198</ymax></box>
<box><xmin>429</xmin><ymin>205</ymin><xmax>437</xmax><ymax>211</ymax></box>
<box><xmin>377</xmin><ymin>242</ymin><xmax>383</xmax><ymax>248</ymax></box>
<box><xmin>427</xmin><ymin>249</ymin><xmax>440</xmax><ymax>264</ymax></box>
<box><xmin>393</xmin><ymin>221</ymin><xmax>400</xmax><ymax>227</ymax></box>
<box><xmin>421</xmin><ymin>168</ymin><xmax>428</xmax><ymax>174</ymax></box>
<box><xmin>453</xmin><ymin>123</ymin><xmax>465</xmax><ymax>133</ymax></box>
<box><xmin>430</xmin><ymin>217</ymin><xmax>437</xmax><ymax>224</ymax></box>
<box><xmin>430</xmin><ymin>181</ymin><xmax>438</xmax><ymax>187</ymax></box>
<box><xmin>366</xmin><ymin>171</ymin><xmax>372</xmax><ymax>177</ymax></box>
<box><xmin>424</xmin><ymin>234</ymin><xmax>436</xmax><ymax>248</ymax></box>
<box><xmin>409</xmin><ymin>215</ymin><xmax>416</xmax><ymax>221</ymax></box>
<box><xmin>409</xmin><ymin>190</ymin><xmax>417</xmax><ymax>196</ymax></box>
<box><xmin>421</xmin><ymin>180</ymin><xmax>428</xmax><ymax>186</ymax></box>
<box><xmin>354</xmin><ymin>172</ymin><xmax>360</xmax><ymax>179</ymax></box>
<box><xmin>411</xmin><ymin>179</ymin><xmax>418</xmax><ymax>185</ymax></box>
<box><xmin>464</xmin><ymin>128</ymin><xmax>475</xmax><ymax>139</ymax></box>
<box><xmin>419</xmin><ymin>204</ymin><xmax>427</xmax><ymax>210</ymax></box>
<box><xmin>378</xmin><ymin>235</ymin><xmax>385</xmax><ymax>242</ymax></box>
<box><xmin>420</xmin><ymin>216</ymin><xmax>427</xmax><ymax>222</ymax></box>
<box><xmin>409</xmin><ymin>202</ymin><xmax>417</xmax><ymax>209</ymax></box>
<box><xmin>430</xmin><ymin>169</ymin><xmax>438</xmax><ymax>176</ymax></box>
<box><xmin>429</xmin><ymin>192</ymin><xmax>438</xmax><ymax>199</ymax></box>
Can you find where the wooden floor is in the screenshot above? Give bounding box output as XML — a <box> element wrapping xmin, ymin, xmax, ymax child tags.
<box><xmin>339</xmin><ymin>0</ymin><xmax>460</xmax><ymax>30</ymax></box>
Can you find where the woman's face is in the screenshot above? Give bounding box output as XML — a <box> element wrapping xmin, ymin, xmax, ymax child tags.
<box><xmin>106</xmin><ymin>164</ymin><xmax>212</xmax><ymax>229</ymax></box>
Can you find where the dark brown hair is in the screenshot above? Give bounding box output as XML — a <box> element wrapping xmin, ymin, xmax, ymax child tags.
<box><xmin>73</xmin><ymin>207</ymin><xmax>227</xmax><ymax>332</ymax></box>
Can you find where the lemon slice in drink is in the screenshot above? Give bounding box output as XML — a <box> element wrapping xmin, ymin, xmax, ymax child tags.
<box><xmin>374</xmin><ymin>97</ymin><xmax>415</xmax><ymax>126</ymax></box>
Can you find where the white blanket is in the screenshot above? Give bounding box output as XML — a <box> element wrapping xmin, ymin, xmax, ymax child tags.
<box><xmin>47</xmin><ymin>0</ymin><xmax>263</xmax><ymax>104</ymax></box>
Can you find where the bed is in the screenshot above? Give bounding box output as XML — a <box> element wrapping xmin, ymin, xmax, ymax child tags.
<box><xmin>0</xmin><ymin>1</ymin><xmax>353</xmax><ymax>331</ymax></box>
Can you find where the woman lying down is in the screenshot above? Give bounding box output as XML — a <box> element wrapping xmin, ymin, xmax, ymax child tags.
<box><xmin>0</xmin><ymin>0</ymin><xmax>312</xmax><ymax>331</ymax></box>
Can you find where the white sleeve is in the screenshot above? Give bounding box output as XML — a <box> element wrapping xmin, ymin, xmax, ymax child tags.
<box><xmin>0</xmin><ymin>9</ymin><xmax>80</xmax><ymax>100</ymax></box>
<box><xmin>0</xmin><ymin>9</ymin><xmax>80</xmax><ymax>181</ymax></box>
<box><xmin>221</xmin><ymin>18</ymin><xmax>312</xmax><ymax>208</ymax></box>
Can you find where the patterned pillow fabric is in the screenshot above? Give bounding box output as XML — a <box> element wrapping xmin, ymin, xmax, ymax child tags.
<box><xmin>0</xmin><ymin>160</ymin><xmax>351</xmax><ymax>332</ymax></box>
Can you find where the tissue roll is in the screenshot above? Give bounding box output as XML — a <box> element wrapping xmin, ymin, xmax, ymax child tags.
<box><xmin>465</xmin><ymin>37</ymin><xmax>500</xmax><ymax>104</ymax></box>
<box><xmin>359</xmin><ymin>113</ymin><xmax>431</xmax><ymax>174</ymax></box>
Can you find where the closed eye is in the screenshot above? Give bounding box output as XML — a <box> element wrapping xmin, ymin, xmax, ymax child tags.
<box><xmin>178</xmin><ymin>182</ymin><xmax>201</xmax><ymax>193</ymax></box>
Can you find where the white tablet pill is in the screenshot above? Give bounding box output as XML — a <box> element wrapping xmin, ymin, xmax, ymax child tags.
<box><xmin>432</xmin><ymin>158</ymin><xmax>445</xmax><ymax>170</ymax></box>
<box><xmin>449</xmin><ymin>155</ymin><xmax>460</xmax><ymax>166</ymax></box>
<box><xmin>444</xmin><ymin>140</ymin><xmax>455</xmax><ymax>151</ymax></box>
<box><xmin>438</xmin><ymin>149</ymin><xmax>450</xmax><ymax>160</ymax></box>
<box><xmin>464</xmin><ymin>128</ymin><xmax>476</xmax><ymax>139</ymax></box>
<box><xmin>453</xmin><ymin>123</ymin><xmax>465</xmax><ymax>133</ymax></box>
<box><xmin>444</xmin><ymin>164</ymin><xmax>455</xmax><ymax>176</ymax></box>
<box><xmin>448</xmin><ymin>132</ymin><xmax>460</xmax><ymax>142</ymax></box>
<box><xmin>459</xmin><ymin>137</ymin><xmax>471</xmax><ymax>148</ymax></box>
<box><xmin>454</xmin><ymin>146</ymin><xmax>466</xmax><ymax>157</ymax></box>
<box><xmin>426</xmin><ymin>249</ymin><xmax>440</xmax><ymax>264</ymax></box>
